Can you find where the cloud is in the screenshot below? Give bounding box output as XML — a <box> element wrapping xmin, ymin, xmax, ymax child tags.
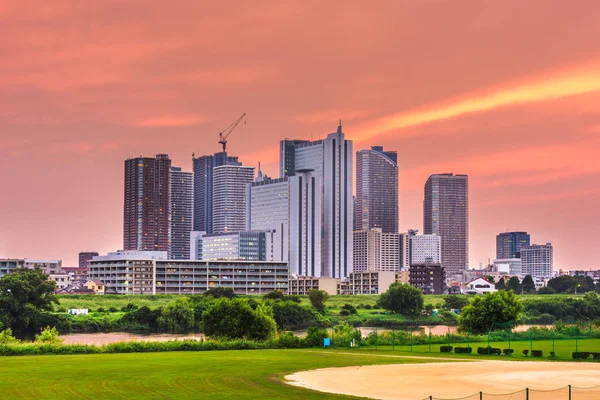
<box><xmin>133</xmin><ymin>115</ymin><xmax>208</xmax><ymax>128</ymax></box>
<box><xmin>352</xmin><ymin>62</ymin><xmax>600</xmax><ymax>142</ymax></box>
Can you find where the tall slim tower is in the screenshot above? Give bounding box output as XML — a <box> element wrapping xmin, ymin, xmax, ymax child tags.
<box><xmin>192</xmin><ymin>152</ymin><xmax>240</xmax><ymax>234</ymax></box>
<box><xmin>356</xmin><ymin>146</ymin><xmax>398</xmax><ymax>233</ymax></box>
<box><xmin>282</xmin><ymin>123</ymin><xmax>353</xmax><ymax>278</ymax></box>
<box><xmin>169</xmin><ymin>167</ymin><xmax>193</xmax><ymax>259</ymax></box>
<box><xmin>123</xmin><ymin>154</ymin><xmax>171</xmax><ymax>251</ymax></box>
<box><xmin>213</xmin><ymin>165</ymin><xmax>254</xmax><ymax>233</ymax></box>
<box><xmin>423</xmin><ymin>173</ymin><xmax>468</xmax><ymax>277</ymax></box>
<box><xmin>280</xmin><ymin>139</ymin><xmax>309</xmax><ymax>178</ymax></box>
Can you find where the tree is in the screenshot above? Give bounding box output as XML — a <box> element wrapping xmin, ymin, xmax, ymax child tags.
<box><xmin>377</xmin><ymin>283</ymin><xmax>424</xmax><ymax>317</ymax></box>
<box><xmin>521</xmin><ymin>275</ymin><xmax>536</xmax><ymax>293</ymax></box>
<box><xmin>547</xmin><ymin>275</ymin><xmax>574</xmax><ymax>293</ymax></box>
<box><xmin>203</xmin><ymin>287</ymin><xmax>236</xmax><ymax>299</ymax></box>
<box><xmin>495</xmin><ymin>278</ymin><xmax>506</xmax><ymax>290</ymax></box>
<box><xmin>271</xmin><ymin>301</ymin><xmax>317</xmax><ymax>329</ymax></box>
<box><xmin>308</xmin><ymin>289</ymin><xmax>329</xmax><ymax>313</ymax></box>
<box><xmin>201</xmin><ymin>298</ymin><xmax>276</xmax><ymax>340</ymax></box>
<box><xmin>157</xmin><ymin>297</ymin><xmax>195</xmax><ymax>332</ymax></box>
<box><xmin>458</xmin><ymin>291</ymin><xmax>523</xmax><ymax>334</ymax></box>
<box><xmin>484</xmin><ymin>276</ymin><xmax>496</xmax><ymax>284</ymax></box>
<box><xmin>263</xmin><ymin>289</ymin><xmax>285</xmax><ymax>301</ymax></box>
<box><xmin>443</xmin><ymin>295</ymin><xmax>470</xmax><ymax>310</ymax></box>
<box><xmin>537</xmin><ymin>286</ymin><xmax>557</xmax><ymax>295</ymax></box>
<box><xmin>506</xmin><ymin>276</ymin><xmax>521</xmax><ymax>293</ymax></box>
<box><xmin>0</xmin><ymin>268</ymin><xmax>57</xmax><ymax>333</ymax></box>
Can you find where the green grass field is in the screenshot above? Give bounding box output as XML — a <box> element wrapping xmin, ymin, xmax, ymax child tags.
<box><xmin>0</xmin><ymin>349</ymin><xmax>445</xmax><ymax>399</ymax></box>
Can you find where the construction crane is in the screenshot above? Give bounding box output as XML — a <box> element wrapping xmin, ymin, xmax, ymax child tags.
<box><xmin>218</xmin><ymin>113</ymin><xmax>246</xmax><ymax>153</ymax></box>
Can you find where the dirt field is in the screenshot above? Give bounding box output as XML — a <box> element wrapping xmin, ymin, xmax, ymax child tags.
<box><xmin>286</xmin><ymin>360</ymin><xmax>600</xmax><ymax>400</ymax></box>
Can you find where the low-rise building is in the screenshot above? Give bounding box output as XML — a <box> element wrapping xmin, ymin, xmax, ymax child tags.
<box><xmin>349</xmin><ymin>271</ymin><xmax>396</xmax><ymax>295</ymax></box>
<box><xmin>288</xmin><ymin>276</ymin><xmax>339</xmax><ymax>296</ymax></box>
<box><xmin>85</xmin><ymin>280</ymin><xmax>105</xmax><ymax>295</ymax></box>
<box><xmin>395</xmin><ymin>269</ymin><xmax>410</xmax><ymax>284</ymax></box>
<box><xmin>89</xmin><ymin>251</ymin><xmax>289</xmax><ymax>295</ymax></box>
<box><xmin>49</xmin><ymin>273</ymin><xmax>72</xmax><ymax>290</ymax></box>
<box><xmin>465</xmin><ymin>277</ymin><xmax>496</xmax><ymax>294</ymax></box>
<box><xmin>409</xmin><ymin>263</ymin><xmax>446</xmax><ymax>294</ymax></box>
<box><xmin>0</xmin><ymin>259</ymin><xmax>25</xmax><ymax>277</ymax></box>
<box><xmin>24</xmin><ymin>259</ymin><xmax>63</xmax><ymax>275</ymax></box>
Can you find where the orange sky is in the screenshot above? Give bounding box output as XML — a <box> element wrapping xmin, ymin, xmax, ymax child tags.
<box><xmin>1</xmin><ymin>0</ymin><xmax>599</xmax><ymax>270</ymax></box>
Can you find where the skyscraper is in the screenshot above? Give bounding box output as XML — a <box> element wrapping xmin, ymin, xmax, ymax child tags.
<box><xmin>282</xmin><ymin>123</ymin><xmax>353</xmax><ymax>278</ymax></box>
<box><xmin>356</xmin><ymin>146</ymin><xmax>398</xmax><ymax>233</ymax></box>
<box><xmin>212</xmin><ymin>165</ymin><xmax>254</xmax><ymax>233</ymax></box>
<box><xmin>423</xmin><ymin>173</ymin><xmax>468</xmax><ymax>276</ymax></box>
<box><xmin>353</xmin><ymin>228</ymin><xmax>400</xmax><ymax>273</ymax></box>
<box><xmin>496</xmin><ymin>231</ymin><xmax>530</xmax><ymax>259</ymax></box>
<box><xmin>123</xmin><ymin>154</ymin><xmax>171</xmax><ymax>252</ymax></box>
<box><xmin>521</xmin><ymin>243</ymin><xmax>553</xmax><ymax>278</ymax></box>
<box><xmin>192</xmin><ymin>152</ymin><xmax>240</xmax><ymax>234</ymax></box>
<box><xmin>280</xmin><ymin>139</ymin><xmax>309</xmax><ymax>178</ymax></box>
<box><xmin>169</xmin><ymin>167</ymin><xmax>193</xmax><ymax>260</ymax></box>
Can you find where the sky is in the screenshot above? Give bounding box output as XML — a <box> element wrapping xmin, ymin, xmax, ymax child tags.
<box><xmin>1</xmin><ymin>1</ymin><xmax>599</xmax><ymax>270</ymax></box>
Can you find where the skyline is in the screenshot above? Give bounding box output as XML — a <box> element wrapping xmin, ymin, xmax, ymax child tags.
<box><xmin>1</xmin><ymin>1</ymin><xmax>599</xmax><ymax>269</ymax></box>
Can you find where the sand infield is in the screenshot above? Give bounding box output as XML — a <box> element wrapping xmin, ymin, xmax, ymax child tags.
<box><xmin>286</xmin><ymin>359</ymin><xmax>600</xmax><ymax>400</ymax></box>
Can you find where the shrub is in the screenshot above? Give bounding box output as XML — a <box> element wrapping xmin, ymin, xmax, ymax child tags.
<box><xmin>531</xmin><ymin>350</ymin><xmax>543</xmax><ymax>357</ymax></box>
<box><xmin>477</xmin><ymin>347</ymin><xmax>501</xmax><ymax>355</ymax></box>
<box><xmin>277</xmin><ymin>332</ymin><xmax>304</xmax><ymax>348</ymax></box>
<box><xmin>592</xmin><ymin>352</ymin><xmax>600</xmax><ymax>360</ymax></box>
<box><xmin>108</xmin><ymin>307</ymin><xmax>118</xmax><ymax>313</ymax></box>
<box><xmin>454</xmin><ymin>347</ymin><xmax>471</xmax><ymax>354</ymax></box>
<box><xmin>203</xmin><ymin>287</ymin><xmax>236</xmax><ymax>299</ymax></box>
<box><xmin>263</xmin><ymin>290</ymin><xmax>285</xmax><ymax>301</ymax></box>
<box><xmin>341</xmin><ymin>304</ymin><xmax>358</xmax><ymax>315</ymax></box>
<box><xmin>305</xmin><ymin>326</ymin><xmax>328</xmax><ymax>347</ymax></box>
<box><xmin>572</xmin><ymin>352</ymin><xmax>590</xmax><ymax>359</ymax></box>
<box><xmin>0</xmin><ymin>329</ymin><xmax>18</xmax><ymax>344</ymax></box>
<box><xmin>35</xmin><ymin>326</ymin><xmax>62</xmax><ymax>344</ymax></box>
<box><xmin>97</xmin><ymin>307</ymin><xmax>105</xmax><ymax>313</ymax></box>
<box><xmin>202</xmin><ymin>298</ymin><xmax>276</xmax><ymax>341</ymax></box>
<box><xmin>121</xmin><ymin>303</ymin><xmax>139</xmax><ymax>313</ymax></box>
<box><xmin>523</xmin><ymin>349</ymin><xmax>529</xmax><ymax>356</ymax></box>
<box><xmin>308</xmin><ymin>289</ymin><xmax>329</xmax><ymax>313</ymax></box>
<box><xmin>440</xmin><ymin>345</ymin><xmax>453</xmax><ymax>353</ymax></box>
<box><xmin>503</xmin><ymin>349</ymin><xmax>514</xmax><ymax>355</ymax></box>
<box><xmin>339</xmin><ymin>309</ymin><xmax>351</xmax><ymax>316</ymax></box>
<box><xmin>364</xmin><ymin>304</ymin><xmax>372</xmax><ymax>310</ymax></box>
<box><xmin>271</xmin><ymin>301</ymin><xmax>317</xmax><ymax>330</ymax></box>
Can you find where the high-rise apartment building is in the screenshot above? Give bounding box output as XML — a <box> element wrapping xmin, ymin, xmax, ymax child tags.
<box><xmin>123</xmin><ymin>154</ymin><xmax>171</xmax><ymax>252</ymax></box>
<box><xmin>410</xmin><ymin>234</ymin><xmax>442</xmax><ymax>265</ymax></box>
<box><xmin>399</xmin><ymin>229</ymin><xmax>418</xmax><ymax>270</ymax></box>
<box><xmin>213</xmin><ymin>165</ymin><xmax>254</xmax><ymax>233</ymax></box>
<box><xmin>78</xmin><ymin>252</ymin><xmax>99</xmax><ymax>268</ymax></box>
<box><xmin>282</xmin><ymin>124</ymin><xmax>353</xmax><ymax>278</ymax></box>
<box><xmin>521</xmin><ymin>243</ymin><xmax>553</xmax><ymax>278</ymax></box>
<box><xmin>353</xmin><ymin>228</ymin><xmax>400</xmax><ymax>273</ymax></box>
<box><xmin>169</xmin><ymin>167</ymin><xmax>193</xmax><ymax>260</ymax></box>
<box><xmin>496</xmin><ymin>231</ymin><xmax>530</xmax><ymax>259</ymax></box>
<box><xmin>423</xmin><ymin>173</ymin><xmax>469</xmax><ymax>276</ymax></box>
<box><xmin>355</xmin><ymin>146</ymin><xmax>398</xmax><ymax>233</ymax></box>
<box><xmin>192</xmin><ymin>152</ymin><xmax>241</xmax><ymax>234</ymax></box>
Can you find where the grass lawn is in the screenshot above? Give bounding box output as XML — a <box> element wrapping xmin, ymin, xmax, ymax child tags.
<box><xmin>0</xmin><ymin>349</ymin><xmax>447</xmax><ymax>399</ymax></box>
<box><xmin>353</xmin><ymin>338</ymin><xmax>600</xmax><ymax>360</ymax></box>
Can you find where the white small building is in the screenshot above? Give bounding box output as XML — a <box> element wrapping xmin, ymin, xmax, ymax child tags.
<box><xmin>465</xmin><ymin>277</ymin><xmax>497</xmax><ymax>294</ymax></box>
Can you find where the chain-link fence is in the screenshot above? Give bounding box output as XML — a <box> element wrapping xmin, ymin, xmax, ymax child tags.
<box><xmin>326</xmin><ymin>324</ymin><xmax>600</xmax><ymax>360</ymax></box>
<box><xmin>423</xmin><ymin>384</ymin><xmax>600</xmax><ymax>400</ymax></box>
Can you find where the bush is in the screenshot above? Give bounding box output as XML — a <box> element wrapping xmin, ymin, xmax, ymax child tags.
<box><xmin>572</xmin><ymin>352</ymin><xmax>590</xmax><ymax>359</ymax></box>
<box><xmin>503</xmin><ymin>349</ymin><xmax>514</xmax><ymax>355</ymax></box>
<box><xmin>108</xmin><ymin>307</ymin><xmax>118</xmax><ymax>313</ymax></box>
<box><xmin>203</xmin><ymin>287</ymin><xmax>236</xmax><ymax>299</ymax></box>
<box><xmin>271</xmin><ymin>301</ymin><xmax>317</xmax><ymax>330</ymax></box>
<box><xmin>592</xmin><ymin>352</ymin><xmax>600</xmax><ymax>360</ymax></box>
<box><xmin>201</xmin><ymin>298</ymin><xmax>276</xmax><ymax>341</ymax></box>
<box><xmin>531</xmin><ymin>350</ymin><xmax>543</xmax><ymax>357</ymax></box>
<box><xmin>523</xmin><ymin>349</ymin><xmax>529</xmax><ymax>356</ymax></box>
<box><xmin>339</xmin><ymin>309</ymin><xmax>351</xmax><ymax>316</ymax></box>
<box><xmin>477</xmin><ymin>347</ymin><xmax>501</xmax><ymax>355</ymax></box>
<box><xmin>157</xmin><ymin>298</ymin><xmax>195</xmax><ymax>332</ymax></box>
<box><xmin>364</xmin><ymin>304</ymin><xmax>372</xmax><ymax>310</ymax></box>
<box><xmin>454</xmin><ymin>347</ymin><xmax>471</xmax><ymax>354</ymax></box>
<box><xmin>97</xmin><ymin>307</ymin><xmax>105</xmax><ymax>313</ymax></box>
<box><xmin>35</xmin><ymin>326</ymin><xmax>62</xmax><ymax>344</ymax></box>
<box><xmin>276</xmin><ymin>332</ymin><xmax>304</xmax><ymax>348</ymax></box>
<box><xmin>341</xmin><ymin>304</ymin><xmax>358</xmax><ymax>315</ymax></box>
<box><xmin>305</xmin><ymin>327</ymin><xmax>328</xmax><ymax>347</ymax></box>
<box><xmin>0</xmin><ymin>329</ymin><xmax>18</xmax><ymax>344</ymax></box>
<box><xmin>440</xmin><ymin>345</ymin><xmax>453</xmax><ymax>353</ymax></box>
<box><xmin>121</xmin><ymin>303</ymin><xmax>139</xmax><ymax>313</ymax></box>
<box><xmin>308</xmin><ymin>289</ymin><xmax>329</xmax><ymax>313</ymax></box>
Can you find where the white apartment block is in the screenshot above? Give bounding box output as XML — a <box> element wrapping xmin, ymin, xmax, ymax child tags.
<box><xmin>410</xmin><ymin>234</ymin><xmax>442</xmax><ymax>265</ymax></box>
<box><xmin>521</xmin><ymin>243</ymin><xmax>553</xmax><ymax>278</ymax></box>
<box><xmin>353</xmin><ymin>229</ymin><xmax>400</xmax><ymax>273</ymax></box>
<box><xmin>349</xmin><ymin>271</ymin><xmax>396</xmax><ymax>295</ymax></box>
<box><xmin>493</xmin><ymin>258</ymin><xmax>522</xmax><ymax>276</ymax></box>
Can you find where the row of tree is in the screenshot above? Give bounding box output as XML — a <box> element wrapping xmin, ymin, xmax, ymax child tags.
<box><xmin>491</xmin><ymin>274</ymin><xmax>599</xmax><ymax>294</ymax></box>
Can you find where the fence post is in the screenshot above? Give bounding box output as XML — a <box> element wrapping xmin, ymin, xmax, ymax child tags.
<box><xmin>529</xmin><ymin>331</ymin><xmax>533</xmax><ymax>358</ymax></box>
<box><xmin>508</xmin><ymin>328</ymin><xmax>511</xmax><ymax>351</ymax></box>
<box><xmin>487</xmin><ymin>330</ymin><xmax>491</xmax><ymax>355</ymax></box>
<box><xmin>575</xmin><ymin>334</ymin><xmax>578</xmax><ymax>354</ymax></box>
<box><xmin>552</xmin><ymin>331</ymin><xmax>555</xmax><ymax>356</ymax></box>
<box><xmin>525</xmin><ymin>387</ymin><xmax>529</xmax><ymax>400</ymax></box>
<box><xmin>447</xmin><ymin>327</ymin><xmax>450</xmax><ymax>350</ymax></box>
<box><xmin>429</xmin><ymin>327</ymin><xmax>432</xmax><ymax>353</ymax></box>
<box><xmin>392</xmin><ymin>328</ymin><xmax>395</xmax><ymax>351</ymax></box>
<box><xmin>568</xmin><ymin>385</ymin><xmax>571</xmax><ymax>400</ymax></box>
<box><xmin>479</xmin><ymin>392</ymin><xmax>482</xmax><ymax>400</ymax></box>
<box><xmin>467</xmin><ymin>330</ymin><xmax>470</xmax><ymax>352</ymax></box>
